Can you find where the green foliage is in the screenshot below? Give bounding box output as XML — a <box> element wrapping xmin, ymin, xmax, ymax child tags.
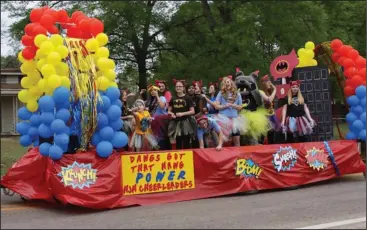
<box><xmin>1</xmin><ymin>55</ymin><xmax>20</xmax><ymax>68</ymax></box>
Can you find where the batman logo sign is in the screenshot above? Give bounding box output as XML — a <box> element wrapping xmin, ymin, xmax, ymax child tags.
<box><xmin>276</xmin><ymin>60</ymin><xmax>289</xmax><ymax>74</ymax></box>
<box><xmin>173</xmin><ymin>99</ymin><xmax>187</xmax><ymax>108</ymax></box>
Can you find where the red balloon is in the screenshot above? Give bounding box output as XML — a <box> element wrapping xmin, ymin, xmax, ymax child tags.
<box><xmin>344</xmin><ymin>85</ymin><xmax>355</xmax><ymax>97</ymax></box>
<box><xmin>48</xmin><ymin>25</ymin><xmax>59</xmax><ymax>34</ymax></box>
<box><xmin>21</xmin><ymin>35</ymin><xmax>34</xmax><ymax>46</ymax></box>
<box><xmin>331</xmin><ymin>52</ymin><xmax>340</xmax><ymax>63</ymax></box>
<box><xmin>71</xmin><ymin>11</ymin><xmax>85</xmax><ymax>22</ymax></box>
<box><xmin>358</xmin><ymin>68</ymin><xmax>366</xmax><ymax>79</ymax></box>
<box><xmin>90</xmin><ymin>18</ymin><xmax>104</xmax><ymax>36</ymax></box>
<box><xmin>338</xmin><ymin>56</ymin><xmax>346</xmax><ymax>66</ymax></box>
<box><xmin>342</xmin><ymin>58</ymin><xmax>355</xmax><ymax>68</ymax></box>
<box><xmin>80</xmin><ymin>31</ymin><xmax>92</xmax><ymax>39</ymax></box>
<box><xmin>32</xmin><ymin>25</ymin><xmax>48</xmax><ymax>36</ymax></box>
<box><xmin>355</xmin><ymin>57</ymin><xmax>366</xmax><ymax>69</ymax></box>
<box><xmin>348</xmin><ymin>49</ymin><xmax>359</xmax><ymax>61</ymax></box>
<box><xmin>30</xmin><ymin>8</ymin><xmax>44</xmax><ymax>23</ymax></box>
<box><xmin>24</xmin><ymin>23</ymin><xmax>37</xmax><ymax>36</ymax></box>
<box><xmin>67</xmin><ymin>26</ymin><xmax>82</xmax><ymax>38</ymax></box>
<box><xmin>350</xmin><ymin>75</ymin><xmax>363</xmax><ymax>88</ymax></box>
<box><xmin>339</xmin><ymin>45</ymin><xmax>352</xmax><ymax>57</ymax></box>
<box><xmin>344</xmin><ymin>67</ymin><xmax>357</xmax><ymax>79</ymax></box>
<box><xmin>78</xmin><ymin>18</ymin><xmax>91</xmax><ymax>33</ymax></box>
<box><xmin>40</xmin><ymin>14</ymin><xmax>55</xmax><ymax>30</ymax></box>
<box><xmin>57</xmin><ymin>9</ymin><xmax>69</xmax><ymax>23</ymax></box>
<box><xmin>22</xmin><ymin>46</ymin><xmax>37</xmax><ymax>60</ymax></box>
<box><xmin>330</xmin><ymin>39</ymin><xmax>343</xmax><ymax>52</ymax></box>
<box><xmin>44</xmin><ymin>9</ymin><xmax>58</xmax><ymax>19</ymax></box>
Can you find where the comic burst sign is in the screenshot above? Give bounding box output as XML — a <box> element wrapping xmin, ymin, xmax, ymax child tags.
<box><xmin>57</xmin><ymin>161</ymin><xmax>97</xmax><ymax>189</ymax></box>
<box><xmin>272</xmin><ymin>146</ymin><xmax>298</xmax><ymax>172</ymax></box>
<box><xmin>305</xmin><ymin>147</ymin><xmax>328</xmax><ymax>171</ymax></box>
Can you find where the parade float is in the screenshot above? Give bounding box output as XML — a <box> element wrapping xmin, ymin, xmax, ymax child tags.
<box><xmin>1</xmin><ymin>7</ymin><xmax>366</xmax><ymax>209</ymax></box>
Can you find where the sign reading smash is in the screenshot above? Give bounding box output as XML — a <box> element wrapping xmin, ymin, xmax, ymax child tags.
<box><xmin>121</xmin><ymin>151</ymin><xmax>195</xmax><ymax>195</ymax></box>
<box><xmin>306</xmin><ymin>147</ymin><xmax>328</xmax><ymax>171</ymax></box>
<box><xmin>235</xmin><ymin>158</ymin><xmax>262</xmax><ymax>178</ymax></box>
<box><xmin>273</xmin><ymin>146</ymin><xmax>297</xmax><ymax>172</ymax></box>
<box><xmin>57</xmin><ymin>161</ymin><xmax>97</xmax><ymax>189</ymax></box>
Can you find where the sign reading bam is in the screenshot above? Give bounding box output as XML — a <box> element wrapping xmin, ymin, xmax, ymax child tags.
<box><xmin>121</xmin><ymin>151</ymin><xmax>195</xmax><ymax>195</ymax></box>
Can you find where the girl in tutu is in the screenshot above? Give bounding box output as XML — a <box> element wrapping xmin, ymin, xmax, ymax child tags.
<box><xmin>259</xmin><ymin>75</ymin><xmax>281</xmax><ymax>144</ymax></box>
<box><xmin>281</xmin><ymin>80</ymin><xmax>316</xmax><ymax>143</ymax></box>
<box><xmin>129</xmin><ymin>99</ymin><xmax>159</xmax><ymax>152</ymax></box>
<box><xmin>168</xmin><ymin>79</ymin><xmax>196</xmax><ymax>149</ymax></box>
<box><xmin>214</xmin><ymin>76</ymin><xmax>247</xmax><ymax>146</ymax></box>
<box><xmin>196</xmin><ymin>115</ymin><xmax>223</xmax><ymax>151</ymax></box>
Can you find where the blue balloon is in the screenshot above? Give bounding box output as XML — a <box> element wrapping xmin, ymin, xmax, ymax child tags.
<box><xmin>101</xmin><ymin>96</ymin><xmax>111</xmax><ymax>112</ymax></box>
<box><xmin>49</xmin><ymin>145</ymin><xmax>64</xmax><ymax>160</ymax></box>
<box><xmin>105</xmin><ymin>87</ymin><xmax>120</xmax><ymax>101</ymax></box>
<box><xmin>54</xmin><ymin>133</ymin><xmax>70</xmax><ymax>146</ymax></box>
<box><xmin>20</xmin><ymin>135</ymin><xmax>32</xmax><ymax>147</ymax></box>
<box><xmin>38</xmin><ymin>123</ymin><xmax>53</xmax><ymax>138</ymax></box>
<box><xmin>352</xmin><ymin>120</ymin><xmax>364</xmax><ymax>131</ymax></box>
<box><xmin>107</xmin><ymin>105</ymin><xmax>122</xmax><ymax>122</ymax></box>
<box><xmin>352</xmin><ymin>106</ymin><xmax>364</xmax><ymax>115</ymax></box>
<box><xmin>359</xmin><ymin>129</ymin><xmax>366</xmax><ymax>141</ymax></box>
<box><xmin>39</xmin><ymin>143</ymin><xmax>51</xmax><ymax>156</ymax></box>
<box><xmin>53</xmin><ymin>87</ymin><xmax>70</xmax><ymax>104</ymax></box>
<box><xmin>40</xmin><ymin>112</ymin><xmax>55</xmax><ymax>124</ymax></box>
<box><xmin>63</xmin><ymin>126</ymin><xmax>70</xmax><ymax>135</ymax></box>
<box><xmin>33</xmin><ymin>138</ymin><xmax>39</xmax><ymax>147</ymax></box>
<box><xmin>99</xmin><ymin>126</ymin><xmax>114</xmax><ymax>141</ymax></box>
<box><xmin>110</xmin><ymin>119</ymin><xmax>123</xmax><ymax>131</ymax></box>
<box><xmin>16</xmin><ymin>122</ymin><xmax>30</xmax><ymax>135</ymax></box>
<box><xmin>18</xmin><ymin>107</ymin><xmax>33</xmax><ymax>120</ymax></box>
<box><xmin>39</xmin><ymin>96</ymin><xmax>55</xmax><ymax>112</ymax></box>
<box><xmin>59</xmin><ymin>143</ymin><xmax>68</xmax><ymax>152</ymax></box>
<box><xmin>97</xmin><ymin>113</ymin><xmax>109</xmax><ymax>129</ymax></box>
<box><xmin>111</xmin><ymin>99</ymin><xmax>123</xmax><ymax>108</ymax></box>
<box><xmin>345</xmin><ymin>131</ymin><xmax>357</xmax><ymax>140</ymax></box>
<box><xmin>27</xmin><ymin>126</ymin><xmax>38</xmax><ymax>137</ymax></box>
<box><xmin>51</xmin><ymin>119</ymin><xmax>66</xmax><ymax>134</ymax></box>
<box><xmin>360</xmin><ymin>112</ymin><xmax>366</xmax><ymax>124</ymax></box>
<box><xmin>30</xmin><ymin>114</ymin><xmax>41</xmax><ymax>126</ymax></box>
<box><xmin>91</xmin><ymin>132</ymin><xmax>100</xmax><ymax>146</ymax></box>
<box><xmin>55</xmin><ymin>109</ymin><xmax>71</xmax><ymax>122</ymax></box>
<box><xmin>347</xmin><ymin>96</ymin><xmax>360</xmax><ymax>107</ymax></box>
<box><xmin>98</xmin><ymin>90</ymin><xmax>105</xmax><ymax>96</ymax></box>
<box><xmin>346</xmin><ymin>112</ymin><xmax>357</xmax><ymax>124</ymax></box>
<box><xmin>111</xmin><ymin>131</ymin><xmax>128</xmax><ymax>148</ymax></box>
<box><xmin>356</xmin><ymin>85</ymin><xmax>366</xmax><ymax>99</ymax></box>
<box><xmin>56</xmin><ymin>101</ymin><xmax>70</xmax><ymax>110</ymax></box>
<box><xmin>96</xmin><ymin>141</ymin><xmax>113</xmax><ymax>158</ymax></box>
<box><xmin>360</xmin><ymin>98</ymin><xmax>366</xmax><ymax>108</ymax></box>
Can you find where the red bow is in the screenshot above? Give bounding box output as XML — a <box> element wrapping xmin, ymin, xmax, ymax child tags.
<box><xmin>261</xmin><ymin>75</ymin><xmax>270</xmax><ymax>82</ymax></box>
<box><xmin>196</xmin><ymin>115</ymin><xmax>208</xmax><ymax>123</ymax></box>
<box><xmin>155</xmin><ymin>80</ymin><xmax>166</xmax><ymax>87</ymax></box>
<box><xmin>172</xmin><ymin>79</ymin><xmax>186</xmax><ymax>85</ymax></box>
<box><xmin>290</xmin><ymin>80</ymin><xmax>301</xmax><ymax>86</ymax></box>
<box><xmin>192</xmin><ymin>80</ymin><xmax>202</xmax><ymax>87</ymax></box>
<box><xmin>208</xmin><ymin>82</ymin><xmax>218</xmax><ymax>88</ymax></box>
<box><xmin>236</xmin><ymin>67</ymin><xmax>241</xmax><ymax>73</ymax></box>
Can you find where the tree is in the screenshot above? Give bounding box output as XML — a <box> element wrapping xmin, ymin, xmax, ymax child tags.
<box><xmin>1</xmin><ymin>55</ymin><xmax>20</xmax><ymax>68</ymax></box>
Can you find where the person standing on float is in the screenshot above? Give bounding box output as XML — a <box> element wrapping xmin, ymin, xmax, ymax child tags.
<box><xmin>155</xmin><ymin>80</ymin><xmax>172</xmax><ymax>104</ymax></box>
<box><xmin>202</xmin><ymin>82</ymin><xmax>219</xmax><ymax>118</ymax></box>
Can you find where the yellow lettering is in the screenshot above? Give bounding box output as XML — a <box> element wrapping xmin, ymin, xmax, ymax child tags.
<box><xmin>78</xmin><ymin>169</ymin><xmax>86</xmax><ymax>183</ymax></box>
<box><xmin>235</xmin><ymin>159</ymin><xmax>245</xmax><ymax>175</ymax></box>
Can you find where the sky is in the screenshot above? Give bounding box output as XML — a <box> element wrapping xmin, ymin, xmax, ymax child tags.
<box><xmin>1</xmin><ymin>10</ymin><xmax>18</xmax><ymax>56</ymax></box>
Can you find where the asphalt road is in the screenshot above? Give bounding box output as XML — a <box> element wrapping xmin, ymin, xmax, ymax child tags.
<box><xmin>1</xmin><ymin>174</ymin><xmax>366</xmax><ymax>229</ymax></box>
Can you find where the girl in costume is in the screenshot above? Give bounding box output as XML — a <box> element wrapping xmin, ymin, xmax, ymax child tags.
<box><xmin>120</xmin><ymin>89</ymin><xmax>135</xmax><ymax>138</ymax></box>
<box><xmin>196</xmin><ymin>115</ymin><xmax>223</xmax><ymax>151</ymax></box>
<box><xmin>259</xmin><ymin>75</ymin><xmax>281</xmax><ymax>144</ymax></box>
<box><xmin>146</xmin><ymin>84</ymin><xmax>171</xmax><ymax>150</ymax></box>
<box><xmin>155</xmin><ymin>80</ymin><xmax>172</xmax><ymax>103</ymax></box>
<box><xmin>202</xmin><ymin>82</ymin><xmax>219</xmax><ymax>117</ymax></box>
<box><xmin>191</xmin><ymin>80</ymin><xmax>207</xmax><ymax>148</ymax></box>
<box><xmin>129</xmin><ymin>99</ymin><xmax>159</xmax><ymax>152</ymax></box>
<box><xmin>168</xmin><ymin>79</ymin><xmax>196</xmax><ymax>149</ymax></box>
<box><xmin>214</xmin><ymin>76</ymin><xmax>247</xmax><ymax>146</ymax></box>
<box><xmin>281</xmin><ymin>80</ymin><xmax>316</xmax><ymax>143</ymax></box>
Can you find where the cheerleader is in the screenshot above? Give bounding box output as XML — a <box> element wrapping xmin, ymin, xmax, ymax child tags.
<box><xmin>120</xmin><ymin>89</ymin><xmax>135</xmax><ymax>138</ymax></box>
<box><xmin>202</xmin><ymin>82</ymin><xmax>219</xmax><ymax>117</ymax></box>
<box><xmin>191</xmin><ymin>80</ymin><xmax>207</xmax><ymax>148</ymax></box>
<box><xmin>214</xmin><ymin>76</ymin><xmax>247</xmax><ymax>146</ymax></box>
<box><xmin>281</xmin><ymin>80</ymin><xmax>316</xmax><ymax>143</ymax></box>
<box><xmin>196</xmin><ymin>115</ymin><xmax>223</xmax><ymax>151</ymax></box>
<box><xmin>155</xmin><ymin>79</ymin><xmax>172</xmax><ymax>103</ymax></box>
<box><xmin>259</xmin><ymin>75</ymin><xmax>281</xmax><ymax>144</ymax></box>
<box><xmin>129</xmin><ymin>99</ymin><xmax>159</xmax><ymax>152</ymax></box>
<box><xmin>168</xmin><ymin>79</ymin><xmax>196</xmax><ymax>149</ymax></box>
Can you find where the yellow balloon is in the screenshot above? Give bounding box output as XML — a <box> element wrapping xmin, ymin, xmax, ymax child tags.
<box><xmin>96</xmin><ymin>47</ymin><xmax>109</xmax><ymax>58</ymax></box>
<box><xmin>311</xmin><ymin>59</ymin><xmax>318</xmax><ymax>66</ymax></box>
<box><xmin>45</xmin><ymin>87</ymin><xmax>54</xmax><ymax>96</ymax></box>
<box><xmin>38</xmin><ymin>79</ymin><xmax>47</xmax><ymax>91</ymax></box>
<box><xmin>27</xmin><ymin>70</ymin><xmax>41</xmax><ymax>82</ymax></box>
<box><xmin>297</xmin><ymin>48</ymin><xmax>306</xmax><ymax>59</ymax></box>
<box><xmin>305</xmin><ymin>41</ymin><xmax>315</xmax><ymax>50</ymax></box>
<box><xmin>96</xmin><ymin>33</ymin><xmax>108</xmax><ymax>46</ymax></box>
<box><xmin>29</xmin><ymin>85</ymin><xmax>42</xmax><ymax>97</ymax></box>
<box><xmin>304</xmin><ymin>49</ymin><xmax>315</xmax><ymax>59</ymax></box>
<box><xmin>97</xmin><ymin>57</ymin><xmax>109</xmax><ymax>71</ymax></box>
<box><xmin>50</xmin><ymin>34</ymin><xmax>63</xmax><ymax>47</ymax></box>
<box><xmin>60</xmin><ymin>76</ymin><xmax>71</xmax><ymax>88</ymax></box>
<box><xmin>47</xmin><ymin>52</ymin><xmax>61</xmax><ymax>65</ymax></box>
<box><xmin>26</xmin><ymin>100</ymin><xmax>38</xmax><ymax>112</ymax></box>
<box><xmin>40</xmin><ymin>41</ymin><xmax>55</xmax><ymax>56</ymax></box>
<box><xmin>106</xmin><ymin>59</ymin><xmax>115</xmax><ymax>70</ymax></box>
<box><xmin>35</xmin><ymin>49</ymin><xmax>46</xmax><ymax>59</ymax></box>
<box><xmin>41</xmin><ymin>64</ymin><xmax>56</xmax><ymax>77</ymax></box>
<box><xmin>21</xmin><ymin>61</ymin><xmax>37</xmax><ymax>74</ymax></box>
<box><xmin>37</xmin><ymin>58</ymin><xmax>47</xmax><ymax>71</ymax></box>
<box><xmin>56</xmin><ymin>45</ymin><xmax>69</xmax><ymax>59</ymax></box>
<box><xmin>21</xmin><ymin>77</ymin><xmax>33</xmax><ymax>88</ymax></box>
<box><xmin>97</xmin><ymin>76</ymin><xmax>110</xmax><ymax>91</ymax></box>
<box><xmin>34</xmin><ymin>34</ymin><xmax>48</xmax><ymax>48</ymax></box>
<box><xmin>109</xmin><ymin>82</ymin><xmax>118</xmax><ymax>88</ymax></box>
<box><xmin>55</xmin><ymin>62</ymin><xmax>69</xmax><ymax>76</ymax></box>
<box><xmin>18</xmin><ymin>51</ymin><xmax>25</xmax><ymax>63</ymax></box>
<box><xmin>18</xmin><ymin>89</ymin><xmax>29</xmax><ymax>103</ymax></box>
<box><xmin>104</xmin><ymin>69</ymin><xmax>116</xmax><ymax>81</ymax></box>
<box><xmin>48</xmin><ymin>74</ymin><xmax>61</xmax><ymax>89</ymax></box>
<box><xmin>296</xmin><ymin>58</ymin><xmax>306</xmax><ymax>68</ymax></box>
<box><xmin>86</xmin><ymin>38</ymin><xmax>100</xmax><ymax>52</ymax></box>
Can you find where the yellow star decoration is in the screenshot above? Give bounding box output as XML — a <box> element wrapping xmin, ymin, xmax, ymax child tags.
<box><xmin>305</xmin><ymin>147</ymin><xmax>328</xmax><ymax>171</ymax></box>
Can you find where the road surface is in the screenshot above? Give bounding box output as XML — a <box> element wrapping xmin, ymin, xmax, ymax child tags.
<box><xmin>1</xmin><ymin>174</ymin><xmax>366</xmax><ymax>229</ymax></box>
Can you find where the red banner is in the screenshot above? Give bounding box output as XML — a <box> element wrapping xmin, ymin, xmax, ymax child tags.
<box><xmin>1</xmin><ymin>141</ymin><xmax>365</xmax><ymax>209</ymax></box>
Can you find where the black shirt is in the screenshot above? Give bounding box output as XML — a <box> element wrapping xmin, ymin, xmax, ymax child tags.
<box><xmin>169</xmin><ymin>94</ymin><xmax>194</xmax><ymax>120</ymax></box>
<box><xmin>286</xmin><ymin>96</ymin><xmax>306</xmax><ymax>117</ymax></box>
<box><xmin>192</xmin><ymin>94</ymin><xmax>207</xmax><ymax>115</ymax></box>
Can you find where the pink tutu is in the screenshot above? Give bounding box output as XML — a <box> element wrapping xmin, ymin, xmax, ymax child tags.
<box><xmin>213</xmin><ymin>114</ymin><xmax>248</xmax><ymax>142</ymax></box>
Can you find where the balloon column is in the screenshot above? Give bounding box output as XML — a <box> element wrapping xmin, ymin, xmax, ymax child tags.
<box><xmin>16</xmin><ymin>6</ymin><xmax>128</xmax><ymax>160</ymax></box>
<box><xmin>296</xmin><ymin>41</ymin><xmax>318</xmax><ymax>68</ymax></box>
<box><xmin>329</xmin><ymin>39</ymin><xmax>366</xmax><ymax>141</ymax></box>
